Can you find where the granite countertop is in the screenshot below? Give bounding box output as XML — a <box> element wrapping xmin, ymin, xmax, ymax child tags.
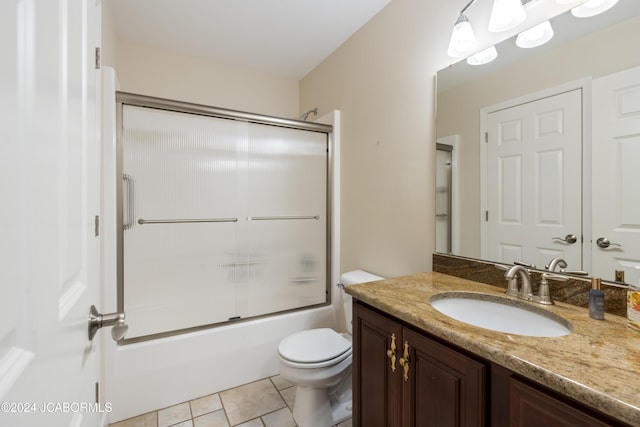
<box><xmin>345</xmin><ymin>271</ymin><xmax>640</xmax><ymax>426</ymax></box>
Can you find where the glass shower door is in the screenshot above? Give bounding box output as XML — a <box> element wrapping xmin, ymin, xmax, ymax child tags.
<box><xmin>122</xmin><ymin>105</ymin><xmax>243</xmax><ymax>338</ymax></box>
<box><xmin>242</xmin><ymin>124</ymin><xmax>328</xmax><ymax>318</ymax></box>
<box><xmin>120</xmin><ymin>103</ymin><xmax>329</xmax><ymax>340</ymax></box>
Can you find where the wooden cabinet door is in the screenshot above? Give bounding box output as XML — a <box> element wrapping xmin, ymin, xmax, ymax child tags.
<box><xmin>509</xmin><ymin>378</ymin><xmax>614</xmax><ymax>427</ymax></box>
<box><xmin>403</xmin><ymin>328</ymin><xmax>486</xmax><ymax>427</ymax></box>
<box><xmin>353</xmin><ymin>302</ymin><xmax>403</xmax><ymax>427</ymax></box>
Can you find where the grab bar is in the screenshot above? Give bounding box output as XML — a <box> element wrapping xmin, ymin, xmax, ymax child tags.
<box><xmin>123</xmin><ymin>174</ymin><xmax>135</xmax><ymax>231</ymax></box>
<box><xmin>247</xmin><ymin>215</ymin><xmax>320</xmax><ymax>221</ymax></box>
<box><xmin>138</xmin><ymin>218</ymin><xmax>238</xmax><ymax>225</ymax></box>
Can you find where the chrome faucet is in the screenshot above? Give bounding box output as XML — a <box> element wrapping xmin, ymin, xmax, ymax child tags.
<box><xmin>545</xmin><ymin>257</ymin><xmax>589</xmax><ymax>275</ymax></box>
<box><xmin>504</xmin><ymin>265</ymin><xmax>533</xmax><ymax>300</ymax></box>
<box><xmin>546</xmin><ymin>257</ymin><xmax>567</xmax><ymax>272</ymax></box>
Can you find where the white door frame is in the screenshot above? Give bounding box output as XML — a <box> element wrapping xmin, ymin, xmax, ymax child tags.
<box><xmin>480</xmin><ymin>78</ymin><xmax>592</xmax><ymax>271</ymax></box>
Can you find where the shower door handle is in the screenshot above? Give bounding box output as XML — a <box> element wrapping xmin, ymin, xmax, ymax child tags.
<box><xmin>123</xmin><ymin>174</ymin><xmax>135</xmax><ymax>230</ymax></box>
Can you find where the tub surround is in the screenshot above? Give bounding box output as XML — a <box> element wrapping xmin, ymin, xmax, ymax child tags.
<box><xmin>345</xmin><ymin>271</ymin><xmax>640</xmax><ymax>426</ymax></box>
<box><xmin>434</xmin><ymin>253</ymin><xmax>627</xmax><ymax>316</ymax></box>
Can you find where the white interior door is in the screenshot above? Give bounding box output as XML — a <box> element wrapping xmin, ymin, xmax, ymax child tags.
<box><xmin>592</xmin><ymin>66</ymin><xmax>640</xmax><ymax>284</ymax></box>
<box><xmin>0</xmin><ymin>1</ymin><xmax>102</xmax><ymax>426</ymax></box>
<box><xmin>486</xmin><ymin>89</ymin><xmax>582</xmax><ymax>269</ymax></box>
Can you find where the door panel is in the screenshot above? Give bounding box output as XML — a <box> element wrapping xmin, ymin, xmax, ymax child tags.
<box><xmin>509</xmin><ymin>378</ymin><xmax>609</xmax><ymax>427</ymax></box>
<box><xmin>0</xmin><ymin>1</ymin><xmax>101</xmax><ymax>426</ymax></box>
<box><xmin>403</xmin><ymin>328</ymin><xmax>485</xmax><ymax>427</ymax></box>
<box><xmin>353</xmin><ymin>303</ymin><xmax>403</xmax><ymax>427</ymax></box>
<box><xmin>592</xmin><ymin>66</ymin><xmax>640</xmax><ymax>283</ymax></box>
<box><xmin>487</xmin><ymin>89</ymin><xmax>582</xmax><ymax>270</ymax></box>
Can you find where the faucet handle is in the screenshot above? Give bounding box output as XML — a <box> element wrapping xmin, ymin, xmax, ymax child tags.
<box><xmin>533</xmin><ymin>273</ymin><xmax>558</xmax><ymax>305</ymax></box>
<box><xmin>560</xmin><ymin>270</ymin><xmax>589</xmax><ymax>276</ymax></box>
<box><xmin>514</xmin><ymin>260</ymin><xmax>536</xmax><ymax>269</ymax></box>
<box><xmin>542</xmin><ymin>272</ymin><xmax>568</xmax><ymax>282</ymax></box>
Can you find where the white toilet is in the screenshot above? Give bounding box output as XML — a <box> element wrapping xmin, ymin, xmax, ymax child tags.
<box><xmin>278</xmin><ymin>270</ymin><xmax>384</xmax><ymax>427</ymax></box>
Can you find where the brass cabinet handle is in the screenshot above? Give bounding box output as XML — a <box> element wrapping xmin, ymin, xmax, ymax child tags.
<box><xmin>398</xmin><ymin>341</ymin><xmax>410</xmax><ymax>381</ymax></box>
<box><xmin>386</xmin><ymin>333</ymin><xmax>397</xmax><ymax>372</ymax></box>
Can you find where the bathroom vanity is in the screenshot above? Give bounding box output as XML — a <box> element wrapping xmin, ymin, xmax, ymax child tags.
<box><xmin>346</xmin><ymin>272</ymin><xmax>640</xmax><ymax>427</ymax></box>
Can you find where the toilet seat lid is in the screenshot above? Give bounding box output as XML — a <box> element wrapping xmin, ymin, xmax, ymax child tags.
<box><xmin>278</xmin><ymin>328</ymin><xmax>351</xmax><ymax>364</ymax></box>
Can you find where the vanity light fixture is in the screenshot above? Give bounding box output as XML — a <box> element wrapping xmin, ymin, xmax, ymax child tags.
<box><xmin>447</xmin><ymin>0</ymin><xmax>479</xmax><ymax>58</ymax></box>
<box><xmin>467</xmin><ymin>45</ymin><xmax>498</xmax><ymax>65</ymax></box>
<box><xmin>488</xmin><ymin>0</ymin><xmax>527</xmax><ymax>32</ymax></box>
<box><xmin>571</xmin><ymin>0</ymin><xmax>619</xmax><ymax>18</ymax></box>
<box><xmin>516</xmin><ymin>20</ymin><xmax>554</xmax><ymax>48</ymax></box>
<box><xmin>448</xmin><ymin>0</ymin><xmax>534</xmax><ymax>58</ymax></box>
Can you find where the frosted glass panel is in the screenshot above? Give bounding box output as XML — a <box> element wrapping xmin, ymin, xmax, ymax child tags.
<box><xmin>243</xmin><ymin>125</ymin><xmax>327</xmax><ymax>317</ymax></box>
<box><xmin>123</xmin><ymin>106</ymin><xmax>244</xmax><ymax>338</ymax></box>
<box><xmin>121</xmin><ymin>105</ymin><xmax>329</xmax><ymax>339</ymax></box>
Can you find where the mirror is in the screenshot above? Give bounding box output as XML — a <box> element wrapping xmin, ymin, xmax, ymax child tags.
<box><xmin>436</xmin><ymin>0</ymin><xmax>640</xmax><ymax>283</ymax></box>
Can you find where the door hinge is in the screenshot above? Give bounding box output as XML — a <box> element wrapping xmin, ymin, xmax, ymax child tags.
<box><xmin>485</xmin><ymin>132</ymin><xmax>488</xmax><ymax>143</ymax></box>
<box><xmin>95</xmin><ymin>215</ymin><xmax>100</xmax><ymax>237</ymax></box>
<box><xmin>485</xmin><ymin>211</ymin><xmax>489</xmax><ymax>221</ymax></box>
<box><xmin>95</xmin><ymin>47</ymin><xmax>101</xmax><ymax>69</ymax></box>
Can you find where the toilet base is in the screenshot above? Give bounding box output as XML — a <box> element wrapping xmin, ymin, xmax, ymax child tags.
<box><xmin>292</xmin><ymin>385</ymin><xmax>352</xmax><ymax>427</ymax></box>
<box><xmin>330</xmin><ymin>399</ymin><xmax>352</xmax><ymax>425</ymax></box>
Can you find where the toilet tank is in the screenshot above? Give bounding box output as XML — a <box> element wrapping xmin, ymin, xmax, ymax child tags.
<box><xmin>340</xmin><ymin>270</ymin><xmax>384</xmax><ymax>334</ymax></box>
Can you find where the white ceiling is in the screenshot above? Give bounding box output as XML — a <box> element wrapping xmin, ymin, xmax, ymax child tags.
<box><xmin>110</xmin><ymin>0</ymin><xmax>392</xmax><ymax>79</ymax></box>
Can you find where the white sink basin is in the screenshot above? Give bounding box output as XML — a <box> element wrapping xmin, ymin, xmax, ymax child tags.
<box><xmin>430</xmin><ymin>292</ymin><xmax>572</xmax><ymax>337</ymax></box>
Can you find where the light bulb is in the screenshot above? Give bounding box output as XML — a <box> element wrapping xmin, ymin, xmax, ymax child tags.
<box><xmin>571</xmin><ymin>0</ymin><xmax>619</xmax><ymax>18</ymax></box>
<box><xmin>488</xmin><ymin>0</ymin><xmax>527</xmax><ymax>33</ymax></box>
<box><xmin>447</xmin><ymin>15</ymin><xmax>478</xmax><ymax>58</ymax></box>
<box><xmin>467</xmin><ymin>46</ymin><xmax>498</xmax><ymax>65</ymax></box>
<box><xmin>516</xmin><ymin>20</ymin><xmax>554</xmax><ymax>48</ymax></box>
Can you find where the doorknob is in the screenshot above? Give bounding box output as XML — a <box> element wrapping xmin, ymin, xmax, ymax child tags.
<box><xmin>596</xmin><ymin>237</ymin><xmax>622</xmax><ymax>249</ymax></box>
<box><xmin>552</xmin><ymin>234</ymin><xmax>577</xmax><ymax>244</ymax></box>
<box><xmin>88</xmin><ymin>305</ymin><xmax>128</xmax><ymax>342</ymax></box>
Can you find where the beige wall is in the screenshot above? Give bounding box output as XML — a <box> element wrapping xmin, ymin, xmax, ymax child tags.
<box><xmin>115</xmin><ymin>41</ymin><xmax>300</xmax><ymax>118</ymax></box>
<box><xmin>299</xmin><ymin>0</ymin><xmax>455</xmax><ymax>277</ymax></box>
<box><xmin>100</xmin><ymin>6</ymin><xmax>300</xmax><ymax>118</ymax></box>
<box><xmin>100</xmin><ymin>0</ymin><xmax>118</xmax><ymax>70</ymax></box>
<box><xmin>437</xmin><ymin>16</ymin><xmax>640</xmax><ymax>259</ymax></box>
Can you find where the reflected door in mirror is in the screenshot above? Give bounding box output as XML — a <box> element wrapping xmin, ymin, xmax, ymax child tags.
<box><xmin>485</xmin><ymin>89</ymin><xmax>582</xmax><ymax>269</ymax></box>
<box><xmin>592</xmin><ymin>65</ymin><xmax>640</xmax><ymax>284</ymax></box>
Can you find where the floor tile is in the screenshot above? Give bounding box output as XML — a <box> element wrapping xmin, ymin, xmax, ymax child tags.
<box><xmin>158</xmin><ymin>402</ymin><xmax>192</xmax><ymax>427</ymax></box>
<box><xmin>190</xmin><ymin>394</ymin><xmax>223</xmax><ymax>417</ymax></box>
<box><xmin>109</xmin><ymin>376</ymin><xmax>355</xmax><ymax>427</ymax></box>
<box><xmin>234</xmin><ymin>419</ymin><xmax>264</xmax><ymax>427</ymax></box>
<box><xmin>110</xmin><ymin>412</ymin><xmax>158</xmax><ymax>427</ymax></box>
<box><xmin>269</xmin><ymin>375</ymin><xmax>294</xmax><ymax>391</ymax></box>
<box><xmin>219</xmin><ymin>379</ymin><xmax>285</xmax><ymax>425</ymax></box>
<box><xmin>279</xmin><ymin>386</ymin><xmax>297</xmax><ymax>409</ymax></box>
<box><xmin>193</xmin><ymin>410</ymin><xmax>229</xmax><ymax>427</ymax></box>
<box><xmin>262</xmin><ymin>407</ymin><xmax>296</xmax><ymax>427</ymax></box>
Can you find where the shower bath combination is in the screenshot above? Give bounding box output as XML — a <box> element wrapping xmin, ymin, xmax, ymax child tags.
<box><xmin>117</xmin><ymin>93</ymin><xmax>333</xmax><ymax>342</ymax></box>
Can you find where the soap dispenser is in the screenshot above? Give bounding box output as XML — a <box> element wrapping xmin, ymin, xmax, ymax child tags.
<box><xmin>589</xmin><ymin>277</ymin><xmax>605</xmax><ymax>320</ymax></box>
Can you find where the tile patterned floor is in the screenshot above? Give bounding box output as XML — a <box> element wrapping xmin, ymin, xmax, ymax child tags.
<box><xmin>109</xmin><ymin>375</ymin><xmax>353</xmax><ymax>427</ymax></box>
